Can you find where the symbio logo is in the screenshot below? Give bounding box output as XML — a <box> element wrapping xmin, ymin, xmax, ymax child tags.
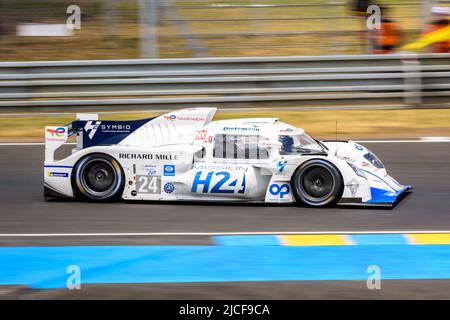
<box><xmin>84</xmin><ymin>121</ymin><xmax>101</xmax><ymax>139</ymax></box>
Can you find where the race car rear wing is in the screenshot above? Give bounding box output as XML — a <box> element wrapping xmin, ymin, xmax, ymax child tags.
<box><xmin>45</xmin><ymin>113</ymin><xmax>155</xmax><ymax>162</ymax></box>
<box><xmin>45</xmin><ymin>113</ymin><xmax>99</xmax><ymax>162</ymax></box>
<box><xmin>45</xmin><ymin>108</ymin><xmax>217</xmax><ymax>162</ymax></box>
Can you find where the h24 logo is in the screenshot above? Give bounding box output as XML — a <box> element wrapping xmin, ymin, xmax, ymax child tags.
<box><xmin>192</xmin><ymin>171</ymin><xmax>246</xmax><ymax>194</ymax></box>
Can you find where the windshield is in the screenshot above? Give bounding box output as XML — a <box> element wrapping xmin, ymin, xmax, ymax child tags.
<box><xmin>364</xmin><ymin>150</ymin><xmax>384</xmax><ymax>168</ymax></box>
<box><xmin>279</xmin><ymin>133</ymin><xmax>325</xmax><ymax>155</ymax></box>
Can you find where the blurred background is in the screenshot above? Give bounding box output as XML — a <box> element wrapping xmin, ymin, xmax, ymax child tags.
<box><xmin>0</xmin><ymin>0</ymin><xmax>449</xmax><ymax>141</ymax></box>
<box><xmin>1</xmin><ymin>1</ymin><xmax>450</xmax><ymax>301</ymax></box>
<box><xmin>0</xmin><ymin>0</ymin><xmax>449</xmax><ymax>60</ymax></box>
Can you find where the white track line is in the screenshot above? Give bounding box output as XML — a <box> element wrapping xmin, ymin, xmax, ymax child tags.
<box><xmin>0</xmin><ymin>143</ymin><xmax>44</xmax><ymax>146</ymax></box>
<box><xmin>0</xmin><ymin>230</ymin><xmax>449</xmax><ymax>237</ymax></box>
<box><xmin>357</xmin><ymin>139</ymin><xmax>450</xmax><ymax>143</ymax></box>
<box><xmin>0</xmin><ymin>142</ymin><xmax>76</xmax><ymax>146</ymax></box>
<box><xmin>1</xmin><ymin>140</ymin><xmax>450</xmax><ymax>146</ymax></box>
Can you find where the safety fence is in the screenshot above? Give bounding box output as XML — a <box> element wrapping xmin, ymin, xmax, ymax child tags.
<box><xmin>0</xmin><ymin>53</ymin><xmax>449</xmax><ymax>109</ymax></box>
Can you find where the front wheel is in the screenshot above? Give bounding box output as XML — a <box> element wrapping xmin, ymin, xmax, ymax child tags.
<box><xmin>291</xmin><ymin>159</ymin><xmax>343</xmax><ymax>207</ymax></box>
<box><xmin>73</xmin><ymin>153</ymin><xmax>124</xmax><ymax>202</ymax></box>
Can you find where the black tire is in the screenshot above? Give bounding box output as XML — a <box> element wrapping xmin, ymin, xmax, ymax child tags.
<box><xmin>73</xmin><ymin>153</ymin><xmax>124</xmax><ymax>202</ymax></box>
<box><xmin>291</xmin><ymin>159</ymin><xmax>343</xmax><ymax>207</ymax></box>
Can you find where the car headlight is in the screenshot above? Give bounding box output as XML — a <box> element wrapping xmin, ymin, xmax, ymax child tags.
<box><xmin>347</xmin><ymin>162</ymin><xmax>366</xmax><ymax>179</ymax></box>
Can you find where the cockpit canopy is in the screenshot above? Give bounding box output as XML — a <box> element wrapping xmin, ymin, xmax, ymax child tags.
<box><xmin>278</xmin><ymin>132</ymin><xmax>325</xmax><ymax>155</ymax></box>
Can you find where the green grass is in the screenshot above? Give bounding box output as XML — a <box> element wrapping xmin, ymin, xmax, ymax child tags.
<box><xmin>2</xmin><ymin>108</ymin><xmax>450</xmax><ymax>141</ymax></box>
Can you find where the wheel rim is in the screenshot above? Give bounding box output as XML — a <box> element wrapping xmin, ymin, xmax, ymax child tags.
<box><xmin>300</xmin><ymin>165</ymin><xmax>335</xmax><ymax>202</ymax></box>
<box><xmin>80</xmin><ymin>159</ymin><xmax>117</xmax><ymax>197</ymax></box>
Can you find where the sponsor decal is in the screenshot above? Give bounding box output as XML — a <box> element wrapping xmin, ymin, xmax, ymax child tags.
<box><xmin>355</xmin><ymin>144</ymin><xmax>364</xmax><ymax>151</ymax></box>
<box><xmin>84</xmin><ymin>121</ymin><xmax>101</xmax><ymax>139</ymax></box>
<box><xmin>48</xmin><ymin>172</ymin><xmax>69</xmax><ymax>178</ymax></box>
<box><xmin>346</xmin><ymin>178</ymin><xmax>360</xmax><ymax>197</ymax></box>
<box><xmin>156</xmin><ymin>154</ymin><xmax>179</xmax><ymax>161</ymax></box>
<box><xmin>192</xmin><ymin>164</ymin><xmax>249</xmax><ymax>172</ymax></box>
<box><xmin>76</xmin><ymin>118</ymin><xmax>151</xmax><ymax>148</ymax></box>
<box><xmin>100</xmin><ymin>124</ymin><xmax>131</xmax><ymax>133</ymax></box>
<box><xmin>163</xmin><ymin>164</ymin><xmax>175</xmax><ymax>176</ymax></box>
<box><xmin>277</xmin><ymin>160</ymin><xmax>287</xmax><ymax>173</ymax></box>
<box><xmin>163</xmin><ymin>182</ymin><xmax>175</xmax><ymax>194</ymax></box>
<box><xmin>143</xmin><ymin>164</ymin><xmax>157</xmax><ymax>175</ymax></box>
<box><xmin>180</xmin><ymin>116</ymin><xmax>205</xmax><ymax>121</ymax></box>
<box><xmin>164</xmin><ymin>115</ymin><xmax>177</xmax><ymax>121</ymax></box>
<box><xmin>279</xmin><ymin>128</ymin><xmax>294</xmax><ymax>133</ymax></box>
<box><xmin>223</xmin><ymin>126</ymin><xmax>260</xmax><ymax>132</ymax></box>
<box><xmin>119</xmin><ymin>153</ymin><xmax>152</xmax><ymax>160</ymax></box>
<box><xmin>269</xmin><ymin>183</ymin><xmax>290</xmax><ymax>199</ymax></box>
<box><xmin>46</xmin><ymin>127</ymin><xmax>65</xmax><ymax>137</ymax></box>
<box><xmin>119</xmin><ymin>153</ymin><xmax>179</xmax><ymax>161</ymax></box>
<box><xmin>195</xmin><ymin>130</ymin><xmax>207</xmax><ymax>141</ymax></box>
<box><xmin>163</xmin><ymin>114</ymin><xmax>206</xmax><ymax>122</ymax></box>
<box><xmin>192</xmin><ymin>171</ymin><xmax>246</xmax><ymax>194</ymax></box>
<box><xmin>46</xmin><ymin>126</ymin><xmax>67</xmax><ymax>142</ymax></box>
<box><xmin>84</xmin><ymin>121</ymin><xmax>133</xmax><ymax>140</ymax></box>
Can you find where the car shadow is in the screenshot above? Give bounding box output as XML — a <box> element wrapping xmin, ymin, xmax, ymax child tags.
<box><xmin>44</xmin><ymin>192</ymin><xmax>412</xmax><ymax>210</ymax></box>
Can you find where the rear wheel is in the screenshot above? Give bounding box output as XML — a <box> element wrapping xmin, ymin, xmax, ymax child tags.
<box><xmin>291</xmin><ymin>159</ymin><xmax>343</xmax><ymax>207</ymax></box>
<box><xmin>73</xmin><ymin>153</ymin><xmax>124</xmax><ymax>202</ymax></box>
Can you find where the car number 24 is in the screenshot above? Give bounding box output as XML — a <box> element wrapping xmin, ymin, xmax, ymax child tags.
<box><xmin>136</xmin><ymin>175</ymin><xmax>161</xmax><ymax>194</ymax></box>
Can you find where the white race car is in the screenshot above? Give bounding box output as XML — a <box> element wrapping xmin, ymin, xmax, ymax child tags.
<box><xmin>44</xmin><ymin>107</ymin><xmax>412</xmax><ymax>207</ymax></box>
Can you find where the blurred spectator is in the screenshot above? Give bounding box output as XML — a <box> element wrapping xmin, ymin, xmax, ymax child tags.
<box><xmin>369</xmin><ymin>6</ymin><xmax>402</xmax><ymax>54</ymax></box>
<box><xmin>424</xmin><ymin>7</ymin><xmax>449</xmax><ymax>53</ymax></box>
<box><xmin>349</xmin><ymin>0</ymin><xmax>375</xmax><ymax>53</ymax></box>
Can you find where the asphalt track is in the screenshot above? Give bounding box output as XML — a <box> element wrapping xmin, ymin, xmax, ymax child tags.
<box><xmin>1</xmin><ymin>142</ymin><xmax>450</xmax><ymax>299</ymax></box>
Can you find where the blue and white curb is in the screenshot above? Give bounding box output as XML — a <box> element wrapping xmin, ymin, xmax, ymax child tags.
<box><xmin>213</xmin><ymin>233</ymin><xmax>450</xmax><ymax>246</ymax></box>
<box><xmin>1</xmin><ymin>232</ymin><xmax>450</xmax><ymax>289</ymax></box>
